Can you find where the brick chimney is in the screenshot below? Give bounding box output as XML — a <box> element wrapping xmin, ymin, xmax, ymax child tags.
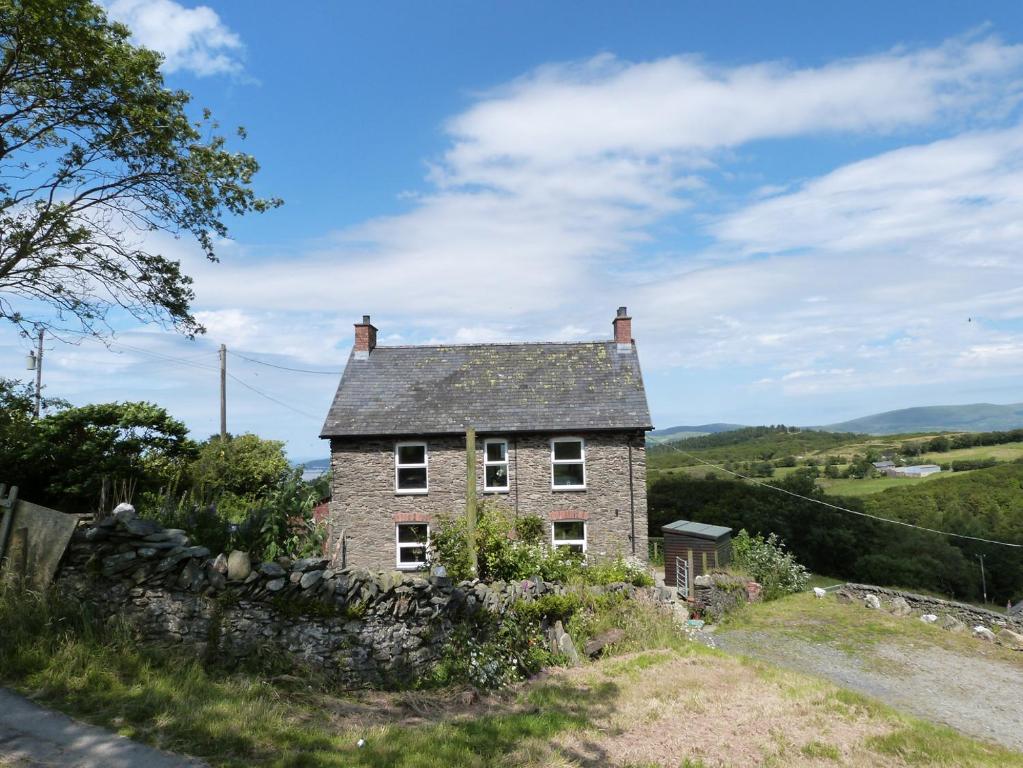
<box><xmin>613</xmin><ymin>306</ymin><xmax>632</xmax><ymax>346</ymax></box>
<box><xmin>354</xmin><ymin>314</ymin><xmax>377</xmax><ymax>358</ymax></box>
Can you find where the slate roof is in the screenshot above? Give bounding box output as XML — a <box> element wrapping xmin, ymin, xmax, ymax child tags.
<box><xmin>661</xmin><ymin>520</ymin><xmax>733</xmax><ymax>541</ymax></box>
<box><xmin>320</xmin><ymin>341</ymin><xmax>652</xmax><ymax>437</ymax></box>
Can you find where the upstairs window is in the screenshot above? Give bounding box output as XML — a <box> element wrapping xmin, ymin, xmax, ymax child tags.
<box><xmin>395</xmin><ymin>443</ymin><xmax>428</xmax><ymax>493</ymax></box>
<box><xmin>396</xmin><ymin>523</ymin><xmax>429</xmax><ymax>569</ymax></box>
<box><xmin>484</xmin><ymin>439</ymin><xmax>509</xmax><ymax>492</ymax></box>
<box><xmin>552</xmin><ymin>521</ymin><xmax>586</xmax><ymax>554</ymax></box>
<box><xmin>551</xmin><ymin>437</ymin><xmax>586</xmax><ymax>490</ymax></box>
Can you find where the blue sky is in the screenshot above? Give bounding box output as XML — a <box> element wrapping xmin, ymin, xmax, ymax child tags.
<box><xmin>4</xmin><ymin>1</ymin><xmax>1023</xmax><ymax>460</ymax></box>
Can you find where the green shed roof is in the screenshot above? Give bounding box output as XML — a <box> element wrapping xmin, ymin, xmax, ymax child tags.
<box><xmin>661</xmin><ymin>519</ymin><xmax>732</xmax><ymax>541</ymax></box>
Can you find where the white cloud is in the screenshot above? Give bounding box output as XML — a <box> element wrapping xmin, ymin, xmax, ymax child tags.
<box><xmin>104</xmin><ymin>0</ymin><xmax>243</xmax><ymax>76</ymax></box>
<box><xmin>7</xmin><ymin>33</ymin><xmax>1023</xmax><ymax>451</ymax></box>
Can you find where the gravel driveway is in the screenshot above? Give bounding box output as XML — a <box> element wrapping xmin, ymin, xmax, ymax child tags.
<box><xmin>716</xmin><ymin>629</ymin><xmax>1023</xmax><ymax>751</ymax></box>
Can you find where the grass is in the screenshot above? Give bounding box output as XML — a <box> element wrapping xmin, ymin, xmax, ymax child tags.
<box><xmin>818</xmin><ymin>471</ymin><xmax>963</xmax><ymax>497</ymax></box>
<box><xmin>2</xmin><ymin>586</ymin><xmax>1021</xmax><ymax>767</ymax></box>
<box><xmin>916</xmin><ymin>441</ymin><xmax>1023</xmax><ymax>465</ymax></box>
<box><xmin>721</xmin><ymin>591</ymin><xmax>1023</xmax><ymax>665</ymax></box>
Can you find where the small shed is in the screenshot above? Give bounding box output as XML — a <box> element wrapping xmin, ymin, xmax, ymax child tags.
<box><xmin>662</xmin><ymin>519</ymin><xmax>732</xmax><ymax>587</ymax></box>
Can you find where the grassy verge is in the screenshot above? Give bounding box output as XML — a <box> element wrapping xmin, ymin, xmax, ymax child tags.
<box><xmin>721</xmin><ymin>591</ymin><xmax>1023</xmax><ymax>665</ymax></box>
<box><xmin>1</xmin><ymin>587</ymin><xmax>1020</xmax><ymax>766</ymax></box>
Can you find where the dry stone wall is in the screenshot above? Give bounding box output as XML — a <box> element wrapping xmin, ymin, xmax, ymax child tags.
<box><xmin>57</xmin><ymin>510</ymin><xmax>579</xmax><ymax>688</ymax></box>
<box><xmin>843</xmin><ymin>583</ymin><xmax>1023</xmax><ymax>633</ymax></box>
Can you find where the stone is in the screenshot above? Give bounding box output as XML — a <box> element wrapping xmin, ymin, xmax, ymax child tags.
<box><xmin>300</xmin><ymin>570</ymin><xmax>324</xmax><ymax>590</ymax></box>
<box><xmin>693</xmin><ymin>574</ymin><xmax>713</xmax><ymax>587</ymax></box>
<box><xmin>112</xmin><ymin>503</ymin><xmax>136</xmax><ymax>522</ymax></box>
<box><xmin>291</xmin><ymin>557</ymin><xmax>328</xmax><ymax>572</ymax></box>
<box><xmin>266</xmin><ymin>578</ymin><xmax>286</xmax><ymax>592</ymax></box>
<box><xmin>834</xmin><ymin>589</ymin><xmax>853</xmax><ymax>604</ymax></box>
<box><xmin>184</xmin><ymin>546</ymin><xmax>210</xmax><ymax>559</ymax></box>
<box><xmin>227</xmin><ymin>551</ymin><xmax>251</xmax><ymax>581</ymax></box>
<box><xmin>996</xmin><ymin>628</ymin><xmax>1023</xmax><ymax>651</ymax></box>
<box><xmin>745</xmin><ymin>582</ymin><xmax>762</xmax><ymax>603</ymax></box>
<box><xmin>940</xmin><ymin>615</ymin><xmax>966</xmax><ymax>633</ymax></box>
<box><xmin>123</xmin><ymin>518</ymin><xmax>161</xmax><ymax>537</ymax></box>
<box><xmin>864</xmin><ymin>594</ymin><xmax>882</xmax><ymax>610</ymax></box>
<box><xmin>101</xmin><ymin>551</ymin><xmax>136</xmax><ymax>574</ymax></box>
<box><xmin>136</xmin><ymin>547</ymin><xmax>158</xmax><ymax>559</ymax></box>
<box><xmin>85</xmin><ymin>526</ymin><xmax>110</xmax><ymax>542</ymax></box>
<box><xmin>558</xmin><ymin>630</ymin><xmax>580</xmax><ymax>666</ymax></box>
<box><xmin>889</xmin><ymin>597</ymin><xmax>912</xmax><ymax>617</ymax></box>
<box><xmin>583</xmin><ymin>628</ymin><xmax>626</xmax><ymax>658</ymax></box>
<box><xmin>259</xmin><ymin>562</ymin><xmax>285</xmax><ymax>578</ymax></box>
<box><xmin>920</xmin><ymin>613</ymin><xmax>938</xmax><ymax>624</ymax></box>
<box><xmin>212</xmin><ymin>553</ymin><xmax>229</xmax><ymax>574</ymax></box>
<box><xmin>813</xmin><ymin>587</ymin><xmax>827</xmax><ymax>599</ymax></box>
<box><xmin>973</xmin><ymin>626</ymin><xmax>997</xmax><ymax>642</ymax></box>
<box><xmin>207</xmin><ymin>566</ymin><xmax>226</xmax><ymax>591</ymax></box>
<box><xmin>177</xmin><ymin>561</ymin><xmax>201</xmax><ymax>590</ymax></box>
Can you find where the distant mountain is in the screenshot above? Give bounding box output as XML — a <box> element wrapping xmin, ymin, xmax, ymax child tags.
<box><xmin>648</xmin><ymin>423</ymin><xmax>745</xmax><ymax>443</ymax></box>
<box><xmin>823</xmin><ymin>403</ymin><xmax>1023</xmax><ymax>435</ymax></box>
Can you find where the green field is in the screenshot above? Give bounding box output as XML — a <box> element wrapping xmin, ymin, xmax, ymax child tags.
<box><xmin>819</xmin><ymin>471</ymin><xmax>966</xmax><ymax>498</ymax></box>
<box><xmin>917</xmin><ymin>441</ymin><xmax>1023</xmax><ymax>465</ymax></box>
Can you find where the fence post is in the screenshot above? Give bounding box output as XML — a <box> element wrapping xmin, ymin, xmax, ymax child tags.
<box><xmin>466</xmin><ymin>427</ymin><xmax>478</xmax><ymax>577</ymax></box>
<box><xmin>687</xmin><ymin>548</ymin><xmax>695</xmax><ymax>585</ymax></box>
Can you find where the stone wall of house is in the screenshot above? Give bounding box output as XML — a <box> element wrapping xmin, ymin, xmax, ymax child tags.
<box><xmin>329</xmin><ymin>431</ymin><xmax>647</xmax><ymax>571</ymax></box>
<box><xmin>56</xmin><ymin>511</ymin><xmax>590</xmax><ymax>688</ymax></box>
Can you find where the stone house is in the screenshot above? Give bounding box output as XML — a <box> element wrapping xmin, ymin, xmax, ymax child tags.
<box><xmin>319</xmin><ymin>307</ymin><xmax>653</xmax><ymax>572</ymax></box>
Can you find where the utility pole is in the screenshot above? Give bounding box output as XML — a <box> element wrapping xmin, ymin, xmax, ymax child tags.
<box><xmin>25</xmin><ymin>327</ymin><xmax>43</xmax><ymax>418</ymax></box>
<box><xmin>977</xmin><ymin>554</ymin><xmax>988</xmax><ymax>604</ymax></box>
<box><xmin>219</xmin><ymin>343</ymin><xmax>227</xmax><ymax>441</ymax></box>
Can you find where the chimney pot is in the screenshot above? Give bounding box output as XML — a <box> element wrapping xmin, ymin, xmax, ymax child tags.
<box><xmin>362</xmin><ymin>315</ymin><xmax>371</xmax><ymax>324</ymax></box>
<box><xmin>617</xmin><ymin>306</ymin><xmax>628</xmax><ymax>318</ymax></box>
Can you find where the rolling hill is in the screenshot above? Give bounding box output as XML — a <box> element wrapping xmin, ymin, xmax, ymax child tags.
<box><xmin>823</xmin><ymin>403</ymin><xmax>1023</xmax><ymax>435</ymax></box>
<box><xmin>647</xmin><ymin>423</ymin><xmax>745</xmax><ymax>443</ymax></box>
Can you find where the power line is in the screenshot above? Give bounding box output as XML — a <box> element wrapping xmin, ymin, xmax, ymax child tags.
<box><xmin>661</xmin><ymin>442</ymin><xmax>1023</xmax><ymax>549</ymax></box>
<box><xmin>229</xmin><ymin>350</ymin><xmax>342</xmax><ymax>375</ymax></box>
<box><xmin>225</xmin><ymin>372</ymin><xmax>322</xmax><ymax>422</ymax></box>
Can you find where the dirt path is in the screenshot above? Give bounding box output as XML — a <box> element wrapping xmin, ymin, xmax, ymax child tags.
<box><xmin>0</xmin><ymin>688</ymin><xmax>206</xmax><ymax>768</ymax></box>
<box><xmin>715</xmin><ymin>629</ymin><xmax>1023</xmax><ymax>751</ymax></box>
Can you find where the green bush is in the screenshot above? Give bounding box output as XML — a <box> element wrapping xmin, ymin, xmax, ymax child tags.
<box><xmin>731</xmin><ymin>529</ymin><xmax>808</xmax><ymax>600</ymax></box>
<box><xmin>430</xmin><ymin>609</ymin><xmax>556</xmax><ymax>690</ymax></box>
<box><xmin>578</xmin><ymin>556</ymin><xmax>654</xmax><ymax>587</ymax></box>
<box><xmin>429</xmin><ymin>502</ymin><xmax>580</xmax><ymax>582</ymax></box>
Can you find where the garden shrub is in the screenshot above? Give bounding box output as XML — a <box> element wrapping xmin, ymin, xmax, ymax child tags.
<box><xmin>578</xmin><ymin>555</ymin><xmax>654</xmax><ymax>587</ymax></box>
<box><xmin>731</xmin><ymin>529</ymin><xmax>809</xmax><ymax>600</ymax></box>
<box><xmin>429</xmin><ymin>502</ymin><xmax>580</xmax><ymax>582</ymax></box>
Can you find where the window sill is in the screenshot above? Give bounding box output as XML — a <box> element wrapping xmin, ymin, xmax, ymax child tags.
<box><xmin>395</xmin><ymin>489</ymin><xmax>429</xmax><ymax>496</ymax></box>
<box><xmin>396</xmin><ymin>564</ymin><xmax>428</xmax><ymax>571</ymax></box>
<box><xmin>552</xmin><ymin>486</ymin><xmax>587</xmax><ymax>492</ymax></box>
<box><xmin>483</xmin><ymin>488</ymin><xmax>509</xmax><ymax>494</ymax></box>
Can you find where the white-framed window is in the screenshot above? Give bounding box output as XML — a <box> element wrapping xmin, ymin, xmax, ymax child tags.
<box><xmin>395</xmin><ymin>442</ymin><xmax>428</xmax><ymax>494</ymax></box>
<box><xmin>552</xmin><ymin>520</ymin><xmax>586</xmax><ymax>554</ymax></box>
<box><xmin>396</xmin><ymin>522</ymin><xmax>429</xmax><ymax>569</ymax></box>
<box><xmin>551</xmin><ymin>437</ymin><xmax>586</xmax><ymax>490</ymax></box>
<box><xmin>483</xmin><ymin>439</ymin><xmax>509</xmax><ymax>492</ymax></box>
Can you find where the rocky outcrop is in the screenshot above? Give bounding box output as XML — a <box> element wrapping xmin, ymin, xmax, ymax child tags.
<box><xmin>57</xmin><ymin>513</ymin><xmax>591</xmax><ymax>688</ymax></box>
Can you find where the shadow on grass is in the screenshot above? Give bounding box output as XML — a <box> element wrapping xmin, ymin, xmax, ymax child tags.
<box><xmin>0</xmin><ymin>587</ymin><xmax>628</xmax><ymax>767</ymax></box>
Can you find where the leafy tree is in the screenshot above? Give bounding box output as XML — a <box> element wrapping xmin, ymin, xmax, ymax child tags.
<box><xmin>15</xmin><ymin>401</ymin><xmax>194</xmax><ymax>512</ymax></box>
<box><xmin>188</xmin><ymin>433</ymin><xmax>293</xmax><ymax>513</ymax></box>
<box><xmin>0</xmin><ymin>0</ymin><xmax>280</xmax><ymax>336</ymax></box>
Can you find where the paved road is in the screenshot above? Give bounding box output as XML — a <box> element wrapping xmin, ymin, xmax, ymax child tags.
<box><xmin>0</xmin><ymin>688</ymin><xmax>206</xmax><ymax>768</ymax></box>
